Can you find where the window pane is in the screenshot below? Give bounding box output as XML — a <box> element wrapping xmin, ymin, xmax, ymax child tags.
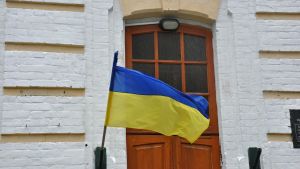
<box><xmin>158</xmin><ymin>32</ymin><xmax>180</xmax><ymax>60</ymax></box>
<box><xmin>132</xmin><ymin>33</ymin><xmax>154</xmax><ymax>60</ymax></box>
<box><xmin>185</xmin><ymin>64</ymin><xmax>208</xmax><ymax>93</ymax></box>
<box><xmin>159</xmin><ymin>64</ymin><xmax>182</xmax><ymax>90</ymax></box>
<box><xmin>184</xmin><ymin>34</ymin><xmax>206</xmax><ymax>61</ymax></box>
<box><xmin>132</xmin><ymin>63</ymin><xmax>155</xmax><ymax>77</ymax></box>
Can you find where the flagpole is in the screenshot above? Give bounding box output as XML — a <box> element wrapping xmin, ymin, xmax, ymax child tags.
<box><xmin>101</xmin><ymin>51</ymin><xmax>118</xmax><ymax>149</ymax></box>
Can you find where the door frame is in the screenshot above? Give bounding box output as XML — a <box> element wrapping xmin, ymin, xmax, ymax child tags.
<box><xmin>125</xmin><ymin>24</ymin><xmax>219</xmax><ymax>135</ymax></box>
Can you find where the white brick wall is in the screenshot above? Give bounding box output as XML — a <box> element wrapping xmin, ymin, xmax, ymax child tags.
<box><xmin>264</xmin><ymin>142</ymin><xmax>300</xmax><ymax>169</ymax></box>
<box><xmin>83</xmin><ymin>0</ymin><xmax>127</xmax><ymax>168</ymax></box>
<box><xmin>6</xmin><ymin>8</ymin><xmax>85</xmax><ymax>45</ymax></box>
<box><xmin>215</xmin><ymin>0</ymin><xmax>300</xmax><ymax>168</ymax></box>
<box><xmin>256</xmin><ymin>0</ymin><xmax>300</xmax><ymax>13</ymax></box>
<box><xmin>261</xmin><ymin>58</ymin><xmax>300</xmax><ymax>91</ymax></box>
<box><xmin>256</xmin><ymin>1</ymin><xmax>300</xmax><ymax>168</ymax></box>
<box><xmin>83</xmin><ymin>0</ymin><xmax>127</xmax><ymax>169</ymax></box>
<box><xmin>4</xmin><ymin>51</ymin><xmax>85</xmax><ymax>87</ymax></box>
<box><xmin>19</xmin><ymin>0</ymin><xmax>85</xmax><ymax>4</ymax></box>
<box><xmin>264</xmin><ymin>99</ymin><xmax>300</xmax><ymax>133</ymax></box>
<box><xmin>1</xmin><ymin>0</ymin><xmax>88</xmax><ymax>169</ymax></box>
<box><xmin>1</xmin><ymin>0</ymin><xmax>300</xmax><ymax>169</ymax></box>
<box><xmin>0</xmin><ymin>0</ymin><xmax>5</xmax><ymax>138</ymax></box>
<box><xmin>2</xmin><ymin>96</ymin><xmax>84</xmax><ymax>133</ymax></box>
<box><xmin>0</xmin><ymin>142</ymin><xmax>85</xmax><ymax>169</ymax></box>
<box><xmin>257</xmin><ymin>20</ymin><xmax>300</xmax><ymax>51</ymax></box>
<box><xmin>214</xmin><ymin>1</ymin><xmax>244</xmax><ymax>168</ymax></box>
<box><xmin>215</xmin><ymin>0</ymin><xmax>267</xmax><ymax>168</ymax></box>
<box><xmin>106</xmin><ymin>1</ymin><xmax>127</xmax><ymax>169</ymax></box>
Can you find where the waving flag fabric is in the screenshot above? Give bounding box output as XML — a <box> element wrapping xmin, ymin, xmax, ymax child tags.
<box><xmin>105</xmin><ymin>53</ymin><xmax>209</xmax><ymax>143</ymax></box>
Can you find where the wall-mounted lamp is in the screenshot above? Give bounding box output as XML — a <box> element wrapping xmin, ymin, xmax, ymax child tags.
<box><xmin>159</xmin><ymin>18</ymin><xmax>180</xmax><ymax>31</ymax></box>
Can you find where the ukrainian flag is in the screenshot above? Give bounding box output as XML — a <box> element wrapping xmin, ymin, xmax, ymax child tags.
<box><xmin>105</xmin><ymin>53</ymin><xmax>209</xmax><ymax>143</ymax></box>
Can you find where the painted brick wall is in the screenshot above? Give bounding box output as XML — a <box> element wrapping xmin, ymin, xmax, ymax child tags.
<box><xmin>5</xmin><ymin>8</ymin><xmax>85</xmax><ymax>44</ymax></box>
<box><xmin>257</xmin><ymin>20</ymin><xmax>300</xmax><ymax>51</ymax></box>
<box><xmin>1</xmin><ymin>0</ymin><xmax>300</xmax><ymax>169</ymax></box>
<box><xmin>264</xmin><ymin>99</ymin><xmax>300</xmax><ymax>133</ymax></box>
<box><xmin>24</xmin><ymin>0</ymin><xmax>85</xmax><ymax>4</ymax></box>
<box><xmin>215</xmin><ymin>0</ymin><xmax>266</xmax><ymax>168</ymax></box>
<box><xmin>0</xmin><ymin>0</ymin><xmax>5</xmax><ymax>140</ymax></box>
<box><xmin>4</xmin><ymin>51</ymin><xmax>85</xmax><ymax>87</ymax></box>
<box><xmin>83</xmin><ymin>0</ymin><xmax>127</xmax><ymax>169</ymax></box>
<box><xmin>256</xmin><ymin>0</ymin><xmax>300</xmax><ymax>12</ymax></box>
<box><xmin>261</xmin><ymin>59</ymin><xmax>300</xmax><ymax>91</ymax></box>
<box><xmin>0</xmin><ymin>142</ymin><xmax>85</xmax><ymax>169</ymax></box>
<box><xmin>256</xmin><ymin>0</ymin><xmax>300</xmax><ymax>168</ymax></box>
<box><xmin>215</xmin><ymin>0</ymin><xmax>300</xmax><ymax>169</ymax></box>
<box><xmin>2</xmin><ymin>96</ymin><xmax>85</xmax><ymax>133</ymax></box>
<box><xmin>266</xmin><ymin>142</ymin><xmax>300</xmax><ymax>169</ymax></box>
<box><xmin>0</xmin><ymin>0</ymin><xmax>88</xmax><ymax>169</ymax></box>
<box><xmin>213</xmin><ymin>1</ymin><xmax>244</xmax><ymax>168</ymax></box>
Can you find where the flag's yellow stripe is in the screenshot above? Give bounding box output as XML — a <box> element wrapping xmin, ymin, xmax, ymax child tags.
<box><xmin>105</xmin><ymin>91</ymin><xmax>209</xmax><ymax>143</ymax></box>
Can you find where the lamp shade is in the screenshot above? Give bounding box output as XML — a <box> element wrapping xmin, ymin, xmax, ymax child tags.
<box><xmin>159</xmin><ymin>18</ymin><xmax>180</xmax><ymax>31</ymax></box>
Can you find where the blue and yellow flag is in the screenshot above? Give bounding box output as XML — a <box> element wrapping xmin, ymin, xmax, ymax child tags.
<box><xmin>105</xmin><ymin>52</ymin><xmax>209</xmax><ymax>143</ymax></box>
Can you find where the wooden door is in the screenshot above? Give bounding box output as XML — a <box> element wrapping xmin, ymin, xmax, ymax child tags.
<box><xmin>125</xmin><ymin>24</ymin><xmax>220</xmax><ymax>169</ymax></box>
<box><xmin>176</xmin><ymin>136</ymin><xmax>220</xmax><ymax>169</ymax></box>
<box><xmin>127</xmin><ymin>135</ymin><xmax>172</xmax><ymax>169</ymax></box>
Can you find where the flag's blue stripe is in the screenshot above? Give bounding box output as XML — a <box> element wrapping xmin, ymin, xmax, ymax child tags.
<box><xmin>111</xmin><ymin>66</ymin><xmax>209</xmax><ymax>118</ymax></box>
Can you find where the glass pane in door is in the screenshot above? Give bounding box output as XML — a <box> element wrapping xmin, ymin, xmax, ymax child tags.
<box><xmin>185</xmin><ymin>64</ymin><xmax>208</xmax><ymax>93</ymax></box>
<box><xmin>159</xmin><ymin>64</ymin><xmax>182</xmax><ymax>90</ymax></box>
<box><xmin>132</xmin><ymin>63</ymin><xmax>155</xmax><ymax>77</ymax></box>
<box><xmin>132</xmin><ymin>33</ymin><xmax>154</xmax><ymax>60</ymax></box>
<box><xmin>184</xmin><ymin>34</ymin><xmax>206</xmax><ymax>61</ymax></box>
<box><xmin>158</xmin><ymin>32</ymin><xmax>180</xmax><ymax>60</ymax></box>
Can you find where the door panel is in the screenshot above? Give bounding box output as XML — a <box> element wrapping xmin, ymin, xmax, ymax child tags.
<box><xmin>127</xmin><ymin>135</ymin><xmax>172</xmax><ymax>169</ymax></box>
<box><xmin>176</xmin><ymin>136</ymin><xmax>220</xmax><ymax>169</ymax></box>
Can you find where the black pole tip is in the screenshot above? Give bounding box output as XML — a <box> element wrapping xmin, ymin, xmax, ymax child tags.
<box><xmin>114</xmin><ymin>51</ymin><xmax>118</xmax><ymax>57</ymax></box>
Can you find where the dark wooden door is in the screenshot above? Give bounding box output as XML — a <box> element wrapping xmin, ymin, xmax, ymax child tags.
<box><xmin>125</xmin><ymin>24</ymin><xmax>220</xmax><ymax>169</ymax></box>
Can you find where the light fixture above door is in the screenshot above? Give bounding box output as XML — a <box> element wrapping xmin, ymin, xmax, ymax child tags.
<box><xmin>159</xmin><ymin>18</ymin><xmax>180</xmax><ymax>31</ymax></box>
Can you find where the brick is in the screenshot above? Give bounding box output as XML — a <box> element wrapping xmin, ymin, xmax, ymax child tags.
<box><xmin>5</xmin><ymin>8</ymin><xmax>85</xmax><ymax>45</ymax></box>
<box><xmin>4</xmin><ymin>51</ymin><xmax>85</xmax><ymax>88</ymax></box>
<box><xmin>0</xmin><ymin>143</ymin><xmax>85</xmax><ymax>168</ymax></box>
<box><xmin>1</xmin><ymin>0</ymin><xmax>300</xmax><ymax>169</ymax></box>
<box><xmin>256</xmin><ymin>0</ymin><xmax>300</xmax><ymax>13</ymax></box>
<box><xmin>2</xmin><ymin>96</ymin><xmax>84</xmax><ymax>133</ymax></box>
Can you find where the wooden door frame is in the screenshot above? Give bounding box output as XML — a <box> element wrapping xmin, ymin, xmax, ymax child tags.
<box><xmin>125</xmin><ymin>24</ymin><xmax>219</xmax><ymax>135</ymax></box>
